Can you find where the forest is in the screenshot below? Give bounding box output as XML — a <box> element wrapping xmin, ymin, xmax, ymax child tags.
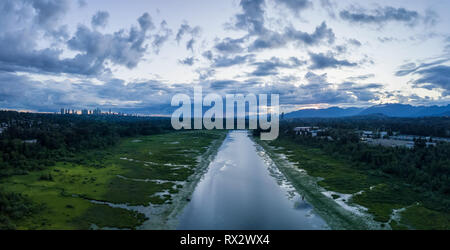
<box><xmin>254</xmin><ymin>117</ymin><xmax>450</xmax><ymax>222</ymax></box>
<box><xmin>0</xmin><ymin>111</ymin><xmax>172</xmax><ymax>228</ymax></box>
<box><xmin>2</xmin><ymin>111</ymin><xmax>450</xmax><ymax>229</ymax></box>
<box><xmin>283</xmin><ymin>115</ymin><xmax>450</xmax><ymax>138</ymax></box>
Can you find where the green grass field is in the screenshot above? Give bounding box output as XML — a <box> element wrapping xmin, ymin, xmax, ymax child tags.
<box><xmin>265</xmin><ymin>137</ymin><xmax>450</xmax><ymax>230</ymax></box>
<box><xmin>0</xmin><ymin>130</ymin><xmax>226</xmax><ymax>229</ymax></box>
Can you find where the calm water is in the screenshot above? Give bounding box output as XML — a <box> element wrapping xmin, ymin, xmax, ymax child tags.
<box><xmin>177</xmin><ymin>131</ymin><xmax>328</xmax><ymax>230</ymax></box>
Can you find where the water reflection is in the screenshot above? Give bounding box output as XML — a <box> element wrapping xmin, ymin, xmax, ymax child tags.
<box><xmin>177</xmin><ymin>131</ymin><xmax>328</xmax><ymax>230</ymax></box>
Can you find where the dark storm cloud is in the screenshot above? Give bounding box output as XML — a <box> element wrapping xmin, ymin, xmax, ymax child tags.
<box><xmin>201</xmin><ymin>72</ymin><xmax>381</xmax><ymax>106</ymax></box>
<box><xmin>0</xmin><ymin>0</ymin><xmax>439</xmax><ymax>113</ymax></box>
<box><xmin>339</xmin><ymin>6</ymin><xmax>421</xmax><ymax>26</ymax></box>
<box><xmin>11</xmin><ymin>69</ymin><xmax>382</xmax><ymax>113</ymax></box>
<box><xmin>216</xmin><ymin>0</ymin><xmax>335</xmax><ymax>54</ymax></box>
<box><xmin>0</xmin><ymin>72</ymin><xmax>97</xmax><ymax>111</ymax></box>
<box><xmin>67</xmin><ymin>13</ymin><xmax>153</xmax><ymax>72</ymax></box>
<box><xmin>0</xmin><ymin>0</ymin><xmax>68</xmax><ymax>38</ymax></box>
<box><xmin>249</xmin><ymin>56</ymin><xmax>306</xmax><ymax>76</ymax></box>
<box><xmin>258</xmin><ymin>72</ymin><xmax>381</xmax><ymax>105</ymax></box>
<box><xmin>275</xmin><ymin>0</ymin><xmax>312</xmax><ymax>16</ymax></box>
<box><xmin>308</xmin><ymin>52</ymin><xmax>357</xmax><ymax>70</ymax></box>
<box><xmin>91</xmin><ymin>11</ymin><xmax>109</xmax><ymax>28</ymax></box>
<box><xmin>0</xmin><ymin>71</ymin><xmax>192</xmax><ymax>113</ymax></box>
<box><xmin>0</xmin><ymin>1</ymin><xmax>163</xmax><ymax>76</ymax></box>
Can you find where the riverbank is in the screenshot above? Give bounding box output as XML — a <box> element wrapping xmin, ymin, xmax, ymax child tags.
<box><xmin>177</xmin><ymin>131</ymin><xmax>329</xmax><ymax>230</ymax></box>
<box><xmin>0</xmin><ymin>130</ymin><xmax>227</xmax><ymax>229</ymax></box>
<box><xmin>253</xmin><ymin>136</ymin><xmax>382</xmax><ymax>230</ymax></box>
<box><xmin>254</xmin><ymin>135</ymin><xmax>450</xmax><ymax>230</ymax></box>
<box><xmin>140</xmin><ymin>130</ymin><xmax>227</xmax><ymax>229</ymax></box>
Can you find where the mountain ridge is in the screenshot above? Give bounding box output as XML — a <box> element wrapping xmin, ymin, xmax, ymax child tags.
<box><xmin>285</xmin><ymin>104</ymin><xmax>450</xmax><ymax>118</ymax></box>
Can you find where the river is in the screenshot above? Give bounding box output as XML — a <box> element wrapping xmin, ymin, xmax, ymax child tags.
<box><xmin>177</xmin><ymin>131</ymin><xmax>328</xmax><ymax>230</ymax></box>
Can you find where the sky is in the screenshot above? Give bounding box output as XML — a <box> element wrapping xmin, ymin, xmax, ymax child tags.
<box><xmin>0</xmin><ymin>0</ymin><xmax>449</xmax><ymax>115</ymax></box>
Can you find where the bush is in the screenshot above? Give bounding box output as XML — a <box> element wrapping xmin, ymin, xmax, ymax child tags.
<box><xmin>39</xmin><ymin>173</ymin><xmax>53</xmax><ymax>181</ymax></box>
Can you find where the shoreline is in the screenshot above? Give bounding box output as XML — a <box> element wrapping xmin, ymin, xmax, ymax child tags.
<box><xmin>138</xmin><ymin>131</ymin><xmax>228</xmax><ymax>230</ymax></box>
<box><xmin>252</xmin><ymin>136</ymin><xmax>383</xmax><ymax>230</ymax></box>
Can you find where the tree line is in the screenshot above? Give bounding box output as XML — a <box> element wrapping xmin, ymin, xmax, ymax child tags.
<box><xmin>264</xmin><ymin>118</ymin><xmax>450</xmax><ymax>213</ymax></box>
<box><xmin>285</xmin><ymin>115</ymin><xmax>450</xmax><ymax>138</ymax></box>
<box><xmin>0</xmin><ymin>111</ymin><xmax>173</xmax><ymax>229</ymax></box>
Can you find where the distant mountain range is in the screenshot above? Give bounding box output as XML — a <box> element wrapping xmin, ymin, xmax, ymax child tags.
<box><xmin>285</xmin><ymin>104</ymin><xmax>450</xmax><ymax>118</ymax></box>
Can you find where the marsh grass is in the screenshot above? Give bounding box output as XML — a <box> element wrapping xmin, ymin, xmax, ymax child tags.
<box><xmin>265</xmin><ymin>137</ymin><xmax>450</xmax><ymax>230</ymax></box>
<box><xmin>1</xmin><ymin>130</ymin><xmax>226</xmax><ymax>229</ymax></box>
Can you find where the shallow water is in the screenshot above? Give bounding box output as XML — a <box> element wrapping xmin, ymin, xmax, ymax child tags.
<box><xmin>177</xmin><ymin>131</ymin><xmax>328</xmax><ymax>230</ymax></box>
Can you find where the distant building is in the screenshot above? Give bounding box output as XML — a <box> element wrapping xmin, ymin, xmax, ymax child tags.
<box><xmin>360</xmin><ymin>131</ymin><xmax>374</xmax><ymax>138</ymax></box>
<box><xmin>93</xmin><ymin>108</ymin><xmax>102</xmax><ymax>115</ymax></box>
<box><xmin>294</xmin><ymin>127</ymin><xmax>322</xmax><ymax>136</ymax></box>
<box><xmin>294</xmin><ymin>127</ymin><xmax>314</xmax><ymax>132</ymax></box>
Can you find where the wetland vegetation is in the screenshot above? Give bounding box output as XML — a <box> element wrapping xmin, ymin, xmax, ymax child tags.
<box><xmin>254</xmin><ymin>118</ymin><xmax>450</xmax><ymax>230</ymax></box>
<box><xmin>0</xmin><ymin>111</ymin><xmax>226</xmax><ymax>229</ymax></box>
<box><xmin>1</xmin><ymin>130</ymin><xmax>226</xmax><ymax>229</ymax></box>
<box><xmin>1</xmin><ymin>111</ymin><xmax>449</xmax><ymax>230</ymax></box>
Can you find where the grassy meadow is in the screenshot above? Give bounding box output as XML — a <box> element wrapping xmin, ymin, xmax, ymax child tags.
<box><xmin>0</xmin><ymin>130</ymin><xmax>226</xmax><ymax>229</ymax></box>
<box><xmin>261</xmin><ymin>137</ymin><xmax>450</xmax><ymax>230</ymax></box>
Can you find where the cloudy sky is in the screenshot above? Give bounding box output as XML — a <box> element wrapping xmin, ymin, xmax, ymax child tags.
<box><xmin>1</xmin><ymin>0</ymin><xmax>449</xmax><ymax>114</ymax></box>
